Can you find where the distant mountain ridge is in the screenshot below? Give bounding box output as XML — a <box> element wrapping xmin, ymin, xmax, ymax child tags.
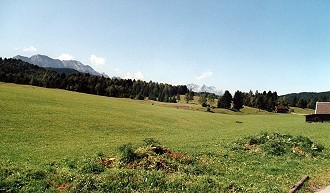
<box><xmin>14</xmin><ymin>54</ymin><xmax>105</xmax><ymax>76</ymax></box>
<box><xmin>187</xmin><ymin>83</ymin><xmax>223</xmax><ymax>95</ymax></box>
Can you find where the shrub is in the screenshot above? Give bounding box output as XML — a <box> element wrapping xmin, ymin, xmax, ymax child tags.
<box><xmin>75</xmin><ymin>176</ymin><xmax>98</xmax><ymax>192</ymax></box>
<box><xmin>262</xmin><ymin>141</ymin><xmax>287</xmax><ymax>156</ymax></box>
<box><xmin>233</xmin><ymin>132</ymin><xmax>325</xmax><ymax>157</ymax></box>
<box><xmin>64</xmin><ymin>159</ymin><xmax>78</xmax><ymax>169</ymax></box>
<box><xmin>118</xmin><ymin>143</ymin><xmax>138</xmax><ymax>163</ymax></box>
<box><xmin>0</xmin><ymin>167</ymin><xmax>51</xmax><ymax>192</ymax></box>
<box><xmin>80</xmin><ymin>160</ymin><xmax>105</xmax><ymax>174</ymax></box>
<box><xmin>143</xmin><ymin>138</ymin><xmax>160</xmax><ymax>146</ymax></box>
<box><xmin>26</xmin><ymin>170</ymin><xmax>47</xmax><ymax>180</ymax></box>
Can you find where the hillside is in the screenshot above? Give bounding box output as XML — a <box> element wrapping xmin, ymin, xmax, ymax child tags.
<box><xmin>1</xmin><ymin>83</ymin><xmax>330</xmax><ymax>192</ymax></box>
<box><xmin>0</xmin><ymin>58</ymin><xmax>188</xmax><ymax>102</ymax></box>
<box><xmin>46</xmin><ymin>67</ymin><xmax>80</xmax><ymax>75</ymax></box>
<box><xmin>283</xmin><ymin>91</ymin><xmax>330</xmax><ymax>103</ymax></box>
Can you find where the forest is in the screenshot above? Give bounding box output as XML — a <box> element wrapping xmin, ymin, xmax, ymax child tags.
<box><xmin>282</xmin><ymin>92</ymin><xmax>330</xmax><ymax>109</ymax></box>
<box><xmin>0</xmin><ymin>58</ymin><xmax>187</xmax><ymax>103</ymax></box>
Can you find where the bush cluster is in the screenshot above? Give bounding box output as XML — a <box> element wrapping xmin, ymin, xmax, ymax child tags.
<box><xmin>117</xmin><ymin>139</ymin><xmax>193</xmax><ymax>172</ymax></box>
<box><xmin>232</xmin><ymin>132</ymin><xmax>325</xmax><ymax>157</ymax></box>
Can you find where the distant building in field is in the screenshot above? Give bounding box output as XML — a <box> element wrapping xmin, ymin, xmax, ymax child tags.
<box><xmin>274</xmin><ymin>105</ymin><xmax>289</xmax><ymax>113</ymax></box>
<box><xmin>305</xmin><ymin>102</ymin><xmax>330</xmax><ymax>123</ymax></box>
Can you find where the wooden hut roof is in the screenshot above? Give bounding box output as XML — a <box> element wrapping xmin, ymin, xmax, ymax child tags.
<box><xmin>315</xmin><ymin>102</ymin><xmax>330</xmax><ymax>114</ymax></box>
<box><xmin>275</xmin><ymin>105</ymin><xmax>288</xmax><ymax>110</ymax></box>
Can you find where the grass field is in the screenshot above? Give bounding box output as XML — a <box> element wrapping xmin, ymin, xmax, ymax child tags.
<box><xmin>1</xmin><ymin>82</ymin><xmax>329</xmax><ymax>192</ymax></box>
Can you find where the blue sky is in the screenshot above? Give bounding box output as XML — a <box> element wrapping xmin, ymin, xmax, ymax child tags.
<box><xmin>1</xmin><ymin>0</ymin><xmax>329</xmax><ymax>95</ymax></box>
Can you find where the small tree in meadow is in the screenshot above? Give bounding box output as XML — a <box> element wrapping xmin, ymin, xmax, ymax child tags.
<box><xmin>198</xmin><ymin>94</ymin><xmax>207</xmax><ymax>107</ymax></box>
<box><xmin>184</xmin><ymin>90</ymin><xmax>194</xmax><ymax>103</ymax></box>
<box><xmin>208</xmin><ymin>94</ymin><xmax>215</xmax><ymax>107</ymax></box>
<box><xmin>176</xmin><ymin>93</ymin><xmax>181</xmax><ymax>101</ymax></box>
<box><xmin>218</xmin><ymin>90</ymin><xmax>232</xmax><ymax>109</ymax></box>
<box><xmin>233</xmin><ymin>90</ymin><xmax>244</xmax><ymax>111</ymax></box>
<box><xmin>184</xmin><ymin>93</ymin><xmax>190</xmax><ymax>103</ymax></box>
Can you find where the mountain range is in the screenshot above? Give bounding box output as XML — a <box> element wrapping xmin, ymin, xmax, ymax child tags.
<box><xmin>14</xmin><ymin>55</ymin><xmax>106</xmax><ymax>76</ymax></box>
<box><xmin>187</xmin><ymin>83</ymin><xmax>223</xmax><ymax>95</ymax></box>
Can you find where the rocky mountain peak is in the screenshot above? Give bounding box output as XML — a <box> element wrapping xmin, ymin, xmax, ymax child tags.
<box><xmin>187</xmin><ymin>83</ymin><xmax>223</xmax><ymax>95</ymax></box>
<box><xmin>14</xmin><ymin>54</ymin><xmax>105</xmax><ymax>76</ymax></box>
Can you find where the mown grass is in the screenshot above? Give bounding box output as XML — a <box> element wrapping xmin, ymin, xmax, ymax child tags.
<box><xmin>1</xmin><ymin>82</ymin><xmax>329</xmax><ymax>192</ymax></box>
<box><xmin>290</xmin><ymin>107</ymin><xmax>314</xmax><ymax>115</ymax></box>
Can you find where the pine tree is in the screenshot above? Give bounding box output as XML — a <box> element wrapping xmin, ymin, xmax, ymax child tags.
<box><xmin>307</xmin><ymin>98</ymin><xmax>316</xmax><ymax>109</ymax></box>
<box><xmin>198</xmin><ymin>94</ymin><xmax>207</xmax><ymax>107</ymax></box>
<box><xmin>218</xmin><ymin>90</ymin><xmax>232</xmax><ymax>109</ymax></box>
<box><xmin>256</xmin><ymin>95</ymin><xmax>265</xmax><ymax>110</ymax></box>
<box><xmin>184</xmin><ymin>90</ymin><xmax>194</xmax><ymax>103</ymax></box>
<box><xmin>208</xmin><ymin>94</ymin><xmax>215</xmax><ymax>107</ymax></box>
<box><xmin>297</xmin><ymin>98</ymin><xmax>307</xmax><ymax>109</ymax></box>
<box><xmin>233</xmin><ymin>90</ymin><xmax>244</xmax><ymax>111</ymax></box>
<box><xmin>278</xmin><ymin>96</ymin><xmax>288</xmax><ymax>106</ymax></box>
<box><xmin>291</xmin><ymin>96</ymin><xmax>298</xmax><ymax>107</ymax></box>
<box><xmin>184</xmin><ymin>93</ymin><xmax>190</xmax><ymax>103</ymax></box>
<box><xmin>176</xmin><ymin>93</ymin><xmax>181</xmax><ymax>101</ymax></box>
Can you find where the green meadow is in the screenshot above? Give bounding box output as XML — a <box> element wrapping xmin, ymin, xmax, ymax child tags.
<box><xmin>1</xmin><ymin>82</ymin><xmax>329</xmax><ymax>192</ymax></box>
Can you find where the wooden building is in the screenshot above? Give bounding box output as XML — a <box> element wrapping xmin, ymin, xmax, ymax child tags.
<box><xmin>275</xmin><ymin>105</ymin><xmax>289</xmax><ymax>113</ymax></box>
<box><xmin>305</xmin><ymin>102</ymin><xmax>330</xmax><ymax>123</ymax></box>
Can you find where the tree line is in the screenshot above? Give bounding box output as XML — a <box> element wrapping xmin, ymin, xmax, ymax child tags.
<box><xmin>193</xmin><ymin>90</ymin><xmax>279</xmax><ymax>112</ymax></box>
<box><xmin>281</xmin><ymin>93</ymin><xmax>330</xmax><ymax>109</ymax></box>
<box><xmin>218</xmin><ymin>90</ymin><xmax>278</xmax><ymax>111</ymax></box>
<box><xmin>196</xmin><ymin>88</ymin><xmax>327</xmax><ymax>111</ymax></box>
<box><xmin>0</xmin><ymin>58</ymin><xmax>188</xmax><ymax>102</ymax></box>
<box><xmin>280</xmin><ymin>95</ymin><xmax>329</xmax><ymax>110</ymax></box>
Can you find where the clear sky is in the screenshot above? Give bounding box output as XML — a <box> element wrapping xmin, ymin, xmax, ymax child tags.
<box><xmin>1</xmin><ymin>0</ymin><xmax>329</xmax><ymax>95</ymax></box>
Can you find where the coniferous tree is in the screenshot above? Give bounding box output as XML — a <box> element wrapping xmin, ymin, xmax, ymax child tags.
<box><xmin>184</xmin><ymin>93</ymin><xmax>190</xmax><ymax>103</ymax></box>
<box><xmin>189</xmin><ymin>90</ymin><xmax>194</xmax><ymax>101</ymax></box>
<box><xmin>256</xmin><ymin>95</ymin><xmax>265</xmax><ymax>110</ymax></box>
<box><xmin>266</xmin><ymin>98</ymin><xmax>275</xmax><ymax>112</ymax></box>
<box><xmin>307</xmin><ymin>98</ymin><xmax>317</xmax><ymax>109</ymax></box>
<box><xmin>297</xmin><ymin>98</ymin><xmax>307</xmax><ymax>109</ymax></box>
<box><xmin>176</xmin><ymin>93</ymin><xmax>181</xmax><ymax>101</ymax></box>
<box><xmin>184</xmin><ymin>90</ymin><xmax>194</xmax><ymax>103</ymax></box>
<box><xmin>233</xmin><ymin>90</ymin><xmax>244</xmax><ymax>111</ymax></box>
<box><xmin>278</xmin><ymin>96</ymin><xmax>288</xmax><ymax>106</ymax></box>
<box><xmin>320</xmin><ymin>95</ymin><xmax>329</xmax><ymax>102</ymax></box>
<box><xmin>243</xmin><ymin>90</ymin><xmax>253</xmax><ymax>107</ymax></box>
<box><xmin>136</xmin><ymin>90</ymin><xmax>145</xmax><ymax>100</ymax></box>
<box><xmin>218</xmin><ymin>90</ymin><xmax>232</xmax><ymax>109</ymax></box>
<box><xmin>208</xmin><ymin>94</ymin><xmax>215</xmax><ymax>107</ymax></box>
<box><xmin>291</xmin><ymin>96</ymin><xmax>298</xmax><ymax>107</ymax></box>
<box><xmin>198</xmin><ymin>94</ymin><xmax>208</xmax><ymax>107</ymax></box>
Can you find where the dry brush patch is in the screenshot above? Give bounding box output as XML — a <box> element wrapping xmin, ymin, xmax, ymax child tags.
<box><xmin>117</xmin><ymin>138</ymin><xmax>194</xmax><ymax>172</ymax></box>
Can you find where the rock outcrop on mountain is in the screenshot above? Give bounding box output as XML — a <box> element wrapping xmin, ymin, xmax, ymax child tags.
<box><xmin>14</xmin><ymin>55</ymin><xmax>104</xmax><ymax>76</ymax></box>
<box><xmin>187</xmin><ymin>83</ymin><xmax>223</xmax><ymax>95</ymax></box>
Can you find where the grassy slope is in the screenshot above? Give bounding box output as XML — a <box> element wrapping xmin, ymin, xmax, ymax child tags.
<box><xmin>290</xmin><ymin>106</ymin><xmax>314</xmax><ymax>115</ymax></box>
<box><xmin>1</xmin><ymin>83</ymin><xmax>330</xmax><ymax>191</ymax></box>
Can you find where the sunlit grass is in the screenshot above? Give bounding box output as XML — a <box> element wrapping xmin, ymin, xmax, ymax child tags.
<box><xmin>1</xmin><ymin>82</ymin><xmax>329</xmax><ymax>192</ymax></box>
<box><xmin>290</xmin><ymin>106</ymin><xmax>314</xmax><ymax>115</ymax></box>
